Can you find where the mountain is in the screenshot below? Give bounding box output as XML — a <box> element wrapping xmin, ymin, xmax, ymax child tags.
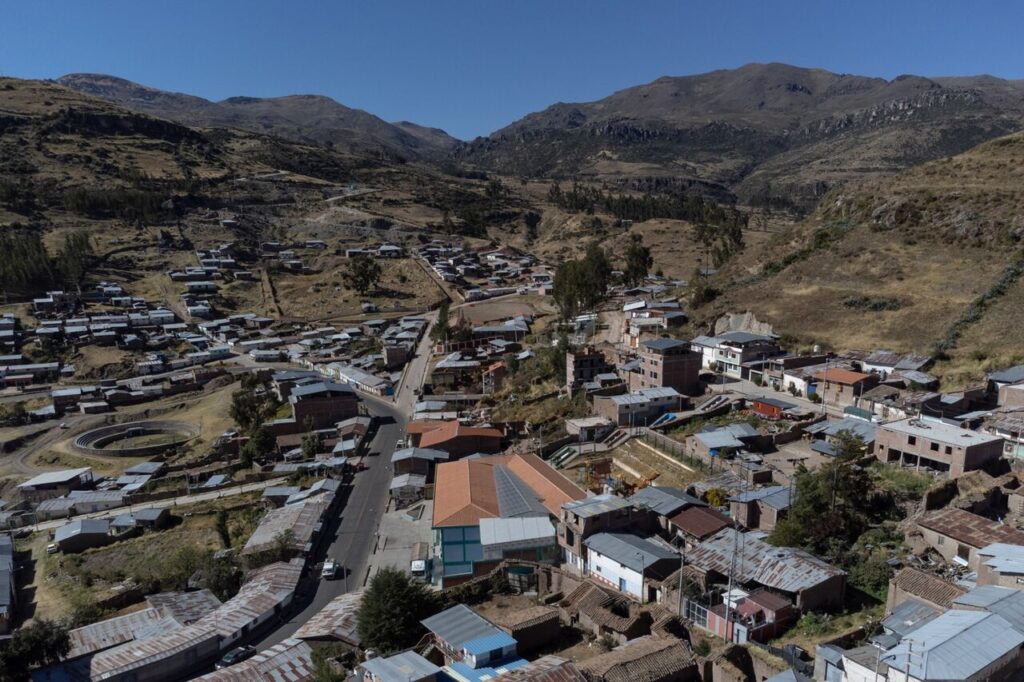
<box><xmin>455</xmin><ymin>63</ymin><xmax>1024</xmax><ymax>208</ymax></box>
<box><xmin>702</xmin><ymin>129</ymin><xmax>1024</xmax><ymax>384</ymax></box>
<box><xmin>57</xmin><ymin>73</ymin><xmax>459</xmax><ymax>161</ymax></box>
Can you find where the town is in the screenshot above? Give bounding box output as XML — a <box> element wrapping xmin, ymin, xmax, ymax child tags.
<box><xmin>1</xmin><ymin>216</ymin><xmax>1024</xmax><ymax>682</ymax></box>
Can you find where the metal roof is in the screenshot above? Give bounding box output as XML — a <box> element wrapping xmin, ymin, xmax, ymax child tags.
<box><xmin>55</xmin><ymin>519</ymin><xmax>110</xmax><ymax>543</ymax></box>
<box><xmin>361</xmin><ymin>651</ymin><xmax>441</xmax><ymax>681</ymax></box>
<box><xmin>803</xmin><ymin>416</ymin><xmax>876</xmax><ymax>443</ymax></box>
<box><xmin>881</xmin><ymin>598</ymin><xmax>940</xmax><ymax>637</ymax></box>
<box><xmin>989</xmin><ymin>364</ymin><xmax>1024</xmax><ymax>384</ymax></box>
<box><xmin>193</xmin><ymin>637</ymin><xmax>314</xmax><ymax>682</ymax></box>
<box><xmin>953</xmin><ymin>585</ymin><xmax>1024</xmax><ymax>634</ymax></box>
<box><xmin>729</xmin><ymin>485</ymin><xmax>792</xmax><ymax>510</ymax></box>
<box><xmin>391</xmin><ymin>447</ymin><xmax>449</xmax><ymax>463</ymax></box>
<box><xmin>421</xmin><ymin>604</ymin><xmax>510</xmax><ymax>652</ymax></box>
<box><xmin>584</xmin><ymin>533</ymin><xmax>679</xmax><ymax>573</ymax></box>
<box><xmin>688</xmin><ymin>529</ymin><xmax>844</xmax><ymax>594</ymax></box>
<box><xmin>609</xmin><ymin>387</ymin><xmax>680</xmax><ymax>405</ymax></box>
<box><xmin>628</xmin><ymin>487</ymin><xmax>704</xmax><ymax>516</ymax></box>
<box><xmin>694</xmin><ymin>430</ymin><xmax>745</xmax><ymax>449</ymax></box>
<box><xmin>479</xmin><ymin>516</ymin><xmax>554</xmax><ymax>547</ymax></box>
<box><xmin>293</xmin><ymin>590</ymin><xmax>362</xmax><ymax>645</ymax></box>
<box><xmin>640</xmin><ymin>338</ymin><xmax>686</xmax><ymax>351</ymax></box>
<box><xmin>978</xmin><ymin>542</ymin><xmax>1024</xmax><ymax>574</ymax></box>
<box><xmin>494</xmin><ymin>465</ymin><xmax>550</xmax><ymax>519</ymax></box>
<box><xmin>18</xmin><ymin>467</ymin><xmax>91</xmax><ymax>488</ymax></box>
<box><xmin>880</xmin><ymin>417</ymin><xmax>1001</xmax><ymax>446</ymax></box>
<box><xmin>562</xmin><ymin>494</ymin><xmax>633</xmax><ymax>518</ymax></box>
<box><xmin>881</xmin><ymin>610</ymin><xmax>1024</xmax><ymax>680</ymax></box>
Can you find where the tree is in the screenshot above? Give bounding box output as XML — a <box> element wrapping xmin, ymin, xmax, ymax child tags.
<box><xmin>240</xmin><ymin>427</ymin><xmax>275</xmax><ymax>466</ymax></box>
<box><xmin>623</xmin><ymin>234</ymin><xmax>653</xmax><ymax>286</ymax></box>
<box><xmin>302</xmin><ymin>430</ymin><xmax>322</xmax><ymax>459</ymax></box>
<box><xmin>583</xmin><ymin>241</ymin><xmax>612</xmax><ymax>297</ymax></box>
<box><xmin>523</xmin><ymin>211</ymin><xmax>541</xmax><ymax>242</ymax></box>
<box><xmin>342</xmin><ymin>254</ymin><xmax>382</xmax><ymax>295</ymax></box>
<box><xmin>0</xmin><ymin>620</ymin><xmax>70</xmax><ymax>680</ymax></box>
<box><xmin>430</xmin><ymin>299</ymin><xmax>451</xmax><ymax>344</ymax></box>
<box><xmin>552</xmin><ymin>243</ymin><xmax>612</xmax><ymax>320</ymax></box>
<box><xmin>357</xmin><ymin>567</ymin><xmax>443</xmax><ymax>654</ymax></box>
<box><xmin>230</xmin><ymin>376</ymin><xmax>280</xmax><ymax>434</ymax></box>
<box><xmin>54</xmin><ymin>230</ymin><xmax>93</xmax><ymax>285</ymax></box>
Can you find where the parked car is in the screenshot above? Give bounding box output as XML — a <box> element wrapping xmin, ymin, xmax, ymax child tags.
<box><xmin>321</xmin><ymin>559</ymin><xmax>340</xmax><ymax>580</ymax></box>
<box><xmin>46</xmin><ymin>543</ymin><xmax>59</xmax><ymax>554</ymax></box>
<box><xmin>215</xmin><ymin>646</ymin><xmax>256</xmax><ymax>670</ymax></box>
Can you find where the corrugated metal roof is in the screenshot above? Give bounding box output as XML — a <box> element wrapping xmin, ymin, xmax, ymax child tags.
<box><xmin>18</xmin><ymin>467</ymin><xmax>91</xmax><ymax>488</ymax></box>
<box><xmin>978</xmin><ymin>542</ymin><xmax>1024</xmax><ymax>574</ymax></box>
<box><xmin>479</xmin><ymin>516</ymin><xmax>554</xmax><ymax>547</ymax></box>
<box><xmin>954</xmin><ymin>585</ymin><xmax>1024</xmax><ymax>634</ymax></box>
<box><xmin>881</xmin><ymin>598</ymin><xmax>940</xmax><ymax>637</ymax></box>
<box><xmin>583</xmin><ymin>533</ymin><xmax>679</xmax><ymax>573</ymax></box>
<box><xmin>293</xmin><ymin>590</ymin><xmax>362</xmax><ymax>645</ymax></box>
<box><xmin>421</xmin><ymin>604</ymin><xmax>507</xmax><ymax>651</ymax></box>
<box><xmin>193</xmin><ymin>638</ymin><xmax>314</xmax><ymax>682</ymax></box>
<box><xmin>627</xmin><ymin>487</ymin><xmax>704</xmax><ymax>516</ymax></box>
<box><xmin>361</xmin><ymin>651</ymin><xmax>441</xmax><ymax>681</ymax></box>
<box><xmin>562</xmin><ymin>494</ymin><xmax>633</xmax><ymax>519</ymax></box>
<box><xmin>880</xmin><ymin>610</ymin><xmax>1024</xmax><ymax>680</ymax></box>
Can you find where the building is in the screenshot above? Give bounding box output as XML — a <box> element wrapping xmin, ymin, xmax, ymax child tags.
<box><xmin>407</xmin><ymin>420</ymin><xmax>505</xmax><ymax>458</ymax></box>
<box><xmin>750</xmin><ymin>397</ymin><xmax>804</xmax><ymax>420</ymax></box>
<box><xmin>432</xmin><ymin>454</ymin><xmax>583</xmax><ymax>586</ymax></box>
<box><xmin>275</xmin><ymin>381</ymin><xmax>359</xmax><ymax>432</ymax></box>
<box><xmin>391</xmin><ymin>447</ymin><xmax>450</xmax><ymax>479</ymax></box>
<box><xmin>914</xmin><ymin>508</ymin><xmax>1024</xmax><ymax>571</ymax></box>
<box><xmin>492</xmin><ymin>606</ymin><xmax>560</xmax><ymax>656</ymax></box>
<box><xmin>886</xmin><ymin>567</ymin><xmax>967</xmax><ymax>614</ymax></box>
<box><xmin>977</xmin><ymin>543</ymin><xmax>1024</xmax><ymax>588</ymax></box>
<box><xmin>627</xmin><ymin>486</ymin><xmax>705</xmax><ymax>530</ymax></box>
<box><xmin>577</xmin><ymin>635</ymin><xmax>697</xmax><ymax>682</ymax></box>
<box><xmin>628</xmin><ymin>339</ymin><xmax>701</xmax><ymax>395</ymax></box>
<box><xmin>421</xmin><ymin>605</ymin><xmax>528</xmax><ymax>678</ymax></box>
<box><xmin>583</xmin><ymin>532</ymin><xmax>680</xmax><ymax>602</ymax></box>
<box><xmin>54</xmin><ymin>519</ymin><xmax>112</xmax><ymax>553</ymax></box>
<box><xmin>17</xmin><ymin>467</ymin><xmax>94</xmax><ymax>502</ymax></box>
<box><xmin>0</xmin><ymin>536</ymin><xmax>14</xmax><ymax>634</ymax></box>
<box><xmin>875</xmin><ymin>417</ymin><xmax>1004</xmax><ymax>477</ymax></box>
<box><xmin>879</xmin><ymin>609</ymin><xmax>1024</xmax><ymax>682</ymax></box>
<box><xmin>593</xmin><ymin>387</ymin><xmax>683</xmax><ymax>427</ymax></box>
<box><xmin>691</xmin><ymin>331</ymin><xmax>781</xmax><ymax>378</ymax></box>
<box><xmin>669</xmin><ymin>506</ymin><xmax>732</xmax><ymax>547</ymax></box>
<box><xmin>699</xmin><ymin>588</ymin><xmax>796</xmax><ymax>644</ymax></box>
<box><xmin>687</xmin><ymin>528</ymin><xmax>846</xmax><ymax>611</ymax></box>
<box><xmin>811</xmin><ymin>368</ymin><xmax>878</xmax><ymax>407</ymax></box>
<box><xmin>566</xmin><ymin>346</ymin><xmax>615</xmax><ymax>391</ymax></box>
<box><xmin>361</xmin><ymin>651</ymin><xmax>441</xmax><ymax>682</ymax></box>
<box><xmin>558</xmin><ymin>494</ymin><xmax>643</xmax><ymax>573</ymax></box>
<box><xmin>729</xmin><ymin>486</ymin><xmax>791</xmax><ymax>532</ymax></box>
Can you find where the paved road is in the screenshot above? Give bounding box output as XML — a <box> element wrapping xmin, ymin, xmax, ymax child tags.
<box><xmin>250</xmin><ymin>315</ymin><xmax>435</xmax><ymax>648</ymax></box>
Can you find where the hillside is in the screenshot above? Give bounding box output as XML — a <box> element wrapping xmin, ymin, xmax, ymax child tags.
<box><xmin>704</xmin><ymin>130</ymin><xmax>1024</xmax><ymax>384</ymax></box>
<box><xmin>57</xmin><ymin>73</ymin><xmax>459</xmax><ymax>161</ymax></box>
<box><xmin>455</xmin><ymin>63</ymin><xmax>1024</xmax><ymax>208</ymax></box>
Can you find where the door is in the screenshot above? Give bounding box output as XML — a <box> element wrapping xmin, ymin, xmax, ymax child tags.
<box><xmin>619</xmin><ymin>577</ymin><xmax>627</xmax><ymax>592</ymax></box>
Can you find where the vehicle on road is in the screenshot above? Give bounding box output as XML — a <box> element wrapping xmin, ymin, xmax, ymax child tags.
<box><xmin>215</xmin><ymin>646</ymin><xmax>256</xmax><ymax>669</ymax></box>
<box><xmin>410</xmin><ymin>542</ymin><xmax>431</xmax><ymax>581</ymax></box>
<box><xmin>59</xmin><ymin>422</ymin><xmax>68</xmax><ymax>429</ymax></box>
<box><xmin>46</xmin><ymin>543</ymin><xmax>59</xmax><ymax>554</ymax></box>
<box><xmin>321</xmin><ymin>559</ymin><xmax>340</xmax><ymax>580</ymax></box>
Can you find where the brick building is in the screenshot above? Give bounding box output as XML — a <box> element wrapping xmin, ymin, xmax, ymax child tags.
<box><xmin>628</xmin><ymin>339</ymin><xmax>701</xmax><ymax>395</ymax></box>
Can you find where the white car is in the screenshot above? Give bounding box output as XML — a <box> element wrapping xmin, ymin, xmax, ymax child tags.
<box><xmin>321</xmin><ymin>559</ymin><xmax>340</xmax><ymax>580</ymax></box>
<box><xmin>46</xmin><ymin>543</ymin><xmax>59</xmax><ymax>554</ymax></box>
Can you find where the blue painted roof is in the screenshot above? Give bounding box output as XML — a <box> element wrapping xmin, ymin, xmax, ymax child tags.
<box><xmin>462</xmin><ymin>631</ymin><xmax>517</xmax><ymax>656</ymax></box>
<box><xmin>447</xmin><ymin>658</ymin><xmax>528</xmax><ymax>682</ymax></box>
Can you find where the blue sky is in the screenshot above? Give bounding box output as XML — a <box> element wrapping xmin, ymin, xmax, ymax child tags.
<box><xmin>2</xmin><ymin>1</ymin><xmax>1021</xmax><ymax>139</ymax></box>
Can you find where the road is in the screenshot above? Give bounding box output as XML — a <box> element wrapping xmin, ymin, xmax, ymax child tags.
<box><xmin>710</xmin><ymin>376</ymin><xmax>849</xmax><ymax>418</ymax></box>
<box><xmin>250</xmin><ymin>313</ymin><xmax>436</xmax><ymax>648</ymax></box>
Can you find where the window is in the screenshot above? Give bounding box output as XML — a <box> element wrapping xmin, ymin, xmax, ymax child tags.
<box><xmin>945</xmin><ymin>446</ymin><xmax>952</xmax><ymax>455</ymax></box>
<box><xmin>908</xmin><ymin>436</ymin><xmax>917</xmax><ymax>445</ymax></box>
<box><xmin>930</xmin><ymin>442</ymin><xmax>939</xmax><ymax>452</ymax></box>
<box><xmin>937</xmin><ymin>535</ymin><xmax>945</xmax><ymax>545</ymax></box>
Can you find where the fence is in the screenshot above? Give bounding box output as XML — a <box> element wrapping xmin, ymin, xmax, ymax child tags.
<box><xmin>640</xmin><ymin>429</ymin><xmax>709</xmax><ymax>472</ymax></box>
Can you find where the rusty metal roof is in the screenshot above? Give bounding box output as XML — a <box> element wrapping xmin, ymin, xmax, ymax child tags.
<box><xmin>193</xmin><ymin>638</ymin><xmax>314</xmax><ymax>682</ymax></box>
<box><xmin>917</xmin><ymin>508</ymin><xmax>1024</xmax><ymax>550</ymax></box>
<box><xmin>494</xmin><ymin>655</ymin><xmax>586</xmax><ymax>682</ymax></box>
<box><xmin>688</xmin><ymin>529</ymin><xmax>844</xmax><ymax>594</ymax></box>
<box><xmin>293</xmin><ymin>590</ymin><xmax>363</xmax><ymax>645</ymax></box>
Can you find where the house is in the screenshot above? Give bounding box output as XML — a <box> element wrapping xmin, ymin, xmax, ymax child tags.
<box><xmin>977</xmin><ymin>543</ymin><xmax>1024</xmax><ymax>588</ymax></box>
<box><xmin>885</xmin><ymin>567</ymin><xmax>967</xmax><ymax>614</ymax></box>
<box><xmin>285</xmin><ymin>381</ymin><xmax>360</xmax><ymax>431</ymax></box>
<box><xmin>432</xmin><ymin>454</ymin><xmax>584</xmax><ymax>586</ymax></box>
<box><xmin>862</xmin><ymin>350</ymin><xmax>933</xmax><ymax>378</ymax></box>
<box><xmin>803</xmin><ymin>416</ymin><xmax>877</xmax><ymax>456</ymax></box>
<box><xmin>558</xmin><ymin>494</ymin><xmax>643</xmax><ymax>573</ymax></box>
<box><xmin>627</xmin><ymin>339</ymin><xmax>701</xmax><ymax>396</ymax></box>
<box><xmin>407</xmin><ymin>420</ymin><xmax>504</xmax><ymax>458</ymax></box>
<box><xmin>750</xmin><ymin>397</ymin><xmax>804</xmax><ymax>420</ymax></box>
<box><xmin>811</xmin><ymin>368</ymin><xmax>878</xmax><ymax>407</ymax></box>
<box><xmin>391</xmin><ymin>447</ymin><xmax>450</xmax><ymax>479</ymax></box>
<box><xmin>687</xmin><ymin>528</ymin><xmax>846</xmax><ymax>611</ymax></box>
<box><xmin>565</xmin><ymin>416</ymin><xmax>615</xmax><ymax>443</ymax></box>
<box><xmin>729</xmin><ymin>485</ymin><xmax>791</xmax><ymax>532</ymax></box>
<box><xmin>593</xmin><ymin>387</ymin><xmax>683</xmax><ymax>427</ymax></box>
<box><xmin>577</xmin><ymin>635</ymin><xmax>698</xmax><ymax>682</ymax></box>
<box><xmin>699</xmin><ymin>588</ymin><xmax>796</xmax><ymax>644</ymax></box>
<box><xmin>558</xmin><ymin>582</ymin><xmax>651</xmax><ymax>646</ymax></box>
<box><xmin>133</xmin><ymin>507</ymin><xmax>170</xmax><ymax>530</ymax></box>
<box><xmin>584</xmin><ymin>533</ymin><xmax>680</xmax><ymax>602</ymax></box>
<box><xmin>566</xmin><ymin>346</ymin><xmax>615</xmax><ymax>391</ymax></box>
<box><xmin>421</xmin><ymin>604</ymin><xmax>527</xmax><ymax>677</ymax></box>
<box><xmin>391</xmin><ymin>474</ymin><xmax>427</xmax><ymax>506</ymax></box>
<box><xmin>491</xmin><ymin>656</ymin><xmax>584</xmax><ymax>682</ymax></box>
<box><xmin>669</xmin><ymin>506</ymin><xmax>732</xmax><ymax>547</ymax></box>
<box><xmin>691</xmin><ymin>331</ymin><xmax>781</xmax><ymax>378</ymax></box>
<box><xmin>687</xmin><ymin>422</ymin><xmax>762</xmax><ymax>461</ymax></box>
<box><xmin>361</xmin><ymin>651</ymin><xmax>441</xmax><ymax>682</ymax></box>
<box><xmin>325</xmin><ymin>363</ymin><xmax>393</xmax><ymax>396</ymax></box>
<box><xmin>627</xmin><ymin>486</ymin><xmax>705</xmax><ymax>530</ymax></box>
<box><xmin>54</xmin><ymin>519</ymin><xmax>112</xmax><ymax>553</ymax></box>
<box><xmin>880</xmin><ymin>610</ymin><xmax>1024</xmax><ymax>682</ymax></box>
<box><xmin>875</xmin><ymin>417</ymin><xmax>1004</xmax><ymax>477</ymax></box>
<box><xmin>913</xmin><ymin>508</ymin><xmax>1024</xmax><ymax>571</ymax></box>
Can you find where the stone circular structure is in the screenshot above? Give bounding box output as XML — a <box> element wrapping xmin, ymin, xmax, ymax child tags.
<box><xmin>72</xmin><ymin>420</ymin><xmax>201</xmax><ymax>457</ymax></box>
